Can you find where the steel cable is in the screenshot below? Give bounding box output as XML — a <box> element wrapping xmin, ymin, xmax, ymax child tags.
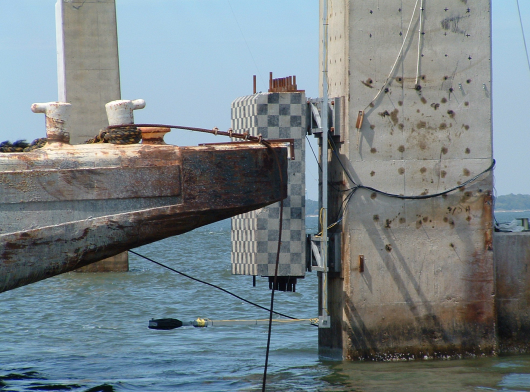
<box><xmin>129</xmin><ymin>249</ymin><xmax>301</xmax><ymax>321</ymax></box>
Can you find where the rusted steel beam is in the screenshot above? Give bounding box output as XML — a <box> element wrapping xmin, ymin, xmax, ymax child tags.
<box><xmin>0</xmin><ymin>204</ymin><xmax>264</xmax><ymax>293</ymax></box>
<box><xmin>0</xmin><ymin>142</ymin><xmax>287</xmax><ymax>293</ymax></box>
<box><xmin>0</xmin><ymin>166</ymin><xmax>182</xmax><ymax>203</ymax></box>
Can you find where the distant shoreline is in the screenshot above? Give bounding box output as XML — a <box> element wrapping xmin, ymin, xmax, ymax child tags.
<box><xmin>306</xmin><ymin>211</ymin><xmax>530</xmax><ymax>216</ymax></box>
<box><xmin>495</xmin><ymin>209</ymin><xmax>530</xmax><ymax>213</ymax></box>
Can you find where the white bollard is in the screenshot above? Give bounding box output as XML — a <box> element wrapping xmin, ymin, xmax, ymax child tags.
<box><xmin>31</xmin><ymin>102</ymin><xmax>72</xmax><ymax>144</ymax></box>
<box><xmin>105</xmin><ymin>99</ymin><xmax>146</xmax><ymax>126</ymax></box>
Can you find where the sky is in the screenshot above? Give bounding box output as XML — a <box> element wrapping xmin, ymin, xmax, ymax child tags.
<box><xmin>0</xmin><ymin>1</ymin><xmax>528</xmax><ymax>200</ymax></box>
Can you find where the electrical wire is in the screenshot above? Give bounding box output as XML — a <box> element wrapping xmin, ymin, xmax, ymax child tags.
<box><xmin>517</xmin><ymin>0</ymin><xmax>530</xmax><ymax>75</ymax></box>
<box><xmin>328</xmin><ymin>137</ymin><xmax>356</xmax><ymax>185</ymax></box>
<box><xmin>128</xmin><ymin>250</ymin><xmax>300</xmax><ymax>321</ymax></box>
<box><xmin>311</xmin><ymin>124</ymin><xmax>495</xmax><ymax>238</ymax></box>
<box><xmin>364</xmin><ymin>0</ymin><xmax>421</xmax><ymax>110</ymax></box>
<box><xmin>315</xmin><ymin>188</ymin><xmax>357</xmax><ymax>237</ymax></box>
<box><xmin>306</xmin><ymin>135</ymin><xmax>344</xmax><ymax>193</ymax></box>
<box><xmin>333</xmin><ymin>187</ymin><xmax>357</xmax><ymax>223</ymax></box>
<box><xmin>306</xmin><ymin>135</ymin><xmax>322</xmax><ymax>173</ymax></box>
<box><xmin>327</xmin><ymin>132</ymin><xmax>495</xmax><ymax>200</ymax></box>
<box><xmin>314</xmin><ymin>135</ymin><xmax>495</xmax><ymax>235</ymax></box>
<box><xmin>227</xmin><ymin>0</ymin><xmax>266</xmax><ymax>88</ymax></box>
<box><xmin>355</xmin><ymin>159</ymin><xmax>495</xmax><ymax>200</ymax></box>
<box><xmin>307</xmin><ymin>134</ymin><xmax>358</xmax><ymax>237</ymax></box>
<box><xmin>415</xmin><ymin>0</ymin><xmax>425</xmax><ymax>86</ymax></box>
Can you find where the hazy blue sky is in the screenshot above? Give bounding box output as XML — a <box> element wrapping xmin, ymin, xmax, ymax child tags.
<box><xmin>0</xmin><ymin>1</ymin><xmax>528</xmax><ymax>200</ymax></box>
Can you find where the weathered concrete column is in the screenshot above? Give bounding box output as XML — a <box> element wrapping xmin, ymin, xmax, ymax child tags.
<box><xmin>56</xmin><ymin>0</ymin><xmax>127</xmax><ymax>271</ymax></box>
<box><xmin>56</xmin><ymin>0</ymin><xmax>121</xmax><ymax>144</ymax></box>
<box><xmin>320</xmin><ymin>0</ymin><xmax>494</xmax><ymax>359</ymax></box>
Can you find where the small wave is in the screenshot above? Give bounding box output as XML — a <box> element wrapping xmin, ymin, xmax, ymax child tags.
<box><xmin>84</xmin><ymin>384</ymin><xmax>115</xmax><ymax>392</ymax></box>
<box><xmin>27</xmin><ymin>383</ymin><xmax>81</xmax><ymax>391</ymax></box>
<box><xmin>0</xmin><ymin>370</ymin><xmax>44</xmax><ymax>381</ymax></box>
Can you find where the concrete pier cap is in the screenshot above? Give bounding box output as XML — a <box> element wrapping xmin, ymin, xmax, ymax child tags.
<box><xmin>105</xmin><ymin>99</ymin><xmax>146</xmax><ymax>126</ymax></box>
<box><xmin>31</xmin><ymin>101</ymin><xmax>71</xmax><ymax>144</ymax></box>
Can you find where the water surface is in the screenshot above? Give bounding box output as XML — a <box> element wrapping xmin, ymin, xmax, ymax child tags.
<box><xmin>2</xmin><ymin>215</ymin><xmax>530</xmax><ymax>391</ymax></box>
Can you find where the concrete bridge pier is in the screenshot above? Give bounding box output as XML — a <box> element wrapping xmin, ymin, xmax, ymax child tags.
<box><xmin>56</xmin><ymin>0</ymin><xmax>127</xmax><ymax>271</ymax></box>
<box><xmin>319</xmin><ymin>0</ymin><xmax>494</xmax><ymax>359</ymax></box>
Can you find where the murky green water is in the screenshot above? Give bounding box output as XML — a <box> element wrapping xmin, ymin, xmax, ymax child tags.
<box><xmin>1</xmin><ymin>214</ymin><xmax>530</xmax><ymax>391</ymax></box>
<box><xmin>319</xmin><ymin>355</ymin><xmax>530</xmax><ymax>391</ymax></box>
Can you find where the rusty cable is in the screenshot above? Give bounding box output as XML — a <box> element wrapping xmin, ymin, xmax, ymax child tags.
<box><xmin>2</xmin><ymin>122</ymin><xmax>274</xmax><ymax>153</ymax></box>
<box><xmin>106</xmin><ymin>123</ymin><xmax>265</xmax><ymax>144</ymax></box>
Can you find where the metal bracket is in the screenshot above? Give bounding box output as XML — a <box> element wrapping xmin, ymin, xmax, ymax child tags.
<box><xmin>309</xmin><ymin>235</ymin><xmax>325</xmax><ymax>271</ymax></box>
<box><xmin>306</xmin><ymin>233</ymin><xmax>341</xmax><ymax>273</ymax></box>
<box><xmin>318</xmin><ymin>315</ymin><xmax>331</xmax><ymax>328</ymax></box>
<box><xmin>307</xmin><ymin>97</ymin><xmax>343</xmax><ymax>142</ymax></box>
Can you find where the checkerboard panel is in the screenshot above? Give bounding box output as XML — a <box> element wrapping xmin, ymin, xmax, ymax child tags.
<box><xmin>231</xmin><ymin>92</ymin><xmax>306</xmax><ymax>278</ymax></box>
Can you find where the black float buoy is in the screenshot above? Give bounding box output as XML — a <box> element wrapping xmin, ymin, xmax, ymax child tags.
<box><xmin>148</xmin><ymin>318</ymin><xmax>183</xmax><ymax>330</ymax></box>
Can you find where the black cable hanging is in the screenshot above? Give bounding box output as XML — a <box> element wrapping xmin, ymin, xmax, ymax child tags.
<box><xmin>129</xmin><ymin>250</ymin><xmax>300</xmax><ymax>321</ymax></box>
<box><xmin>262</xmin><ymin>143</ymin><xmax>285</xmax><ymax>392</ymax></box>
<box><xmin>311</xmin><ymin>135</ymin><xmax>496</xmax><ymax>233</ymax></box>
<box><xmin>132</xmin><ymin>140</ymin><xmax>297</xmax><ymax>391</ymax></box>
<box><xmin>306</xmin><ymin>135</ymin><xmax>344</xmax><ymax>193</ymax></box>
<box><xmin>326</xmin><ymin>134</ymin><xmax>496</xmax><ymax>201</ymax></box>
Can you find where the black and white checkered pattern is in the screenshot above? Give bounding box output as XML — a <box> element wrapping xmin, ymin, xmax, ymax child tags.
<box><xmin>231</xmin><ymin>92</ymin><xmax>306</xmax><ymax>277</ymax></box>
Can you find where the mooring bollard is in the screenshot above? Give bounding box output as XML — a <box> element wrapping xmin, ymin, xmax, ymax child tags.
<box><xmin>31</xmin><ymin>102</ymin><xmax>72</xmax><ymax>144</ymax></box>
<box><xmin>105</xmin><ymin>99</ymin><xmax>145</xmax><ymax>126</ymax></box>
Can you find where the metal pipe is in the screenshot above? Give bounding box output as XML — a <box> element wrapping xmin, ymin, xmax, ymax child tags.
<box><xmin>148</xmin><ymin>317</ymin><xmax>318</xmax><ymax>330</ymax></box>
<box><xmin>319</xmin><ymin>0</ymin><xmax>330</xmax><ymax>329</ymax></box>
